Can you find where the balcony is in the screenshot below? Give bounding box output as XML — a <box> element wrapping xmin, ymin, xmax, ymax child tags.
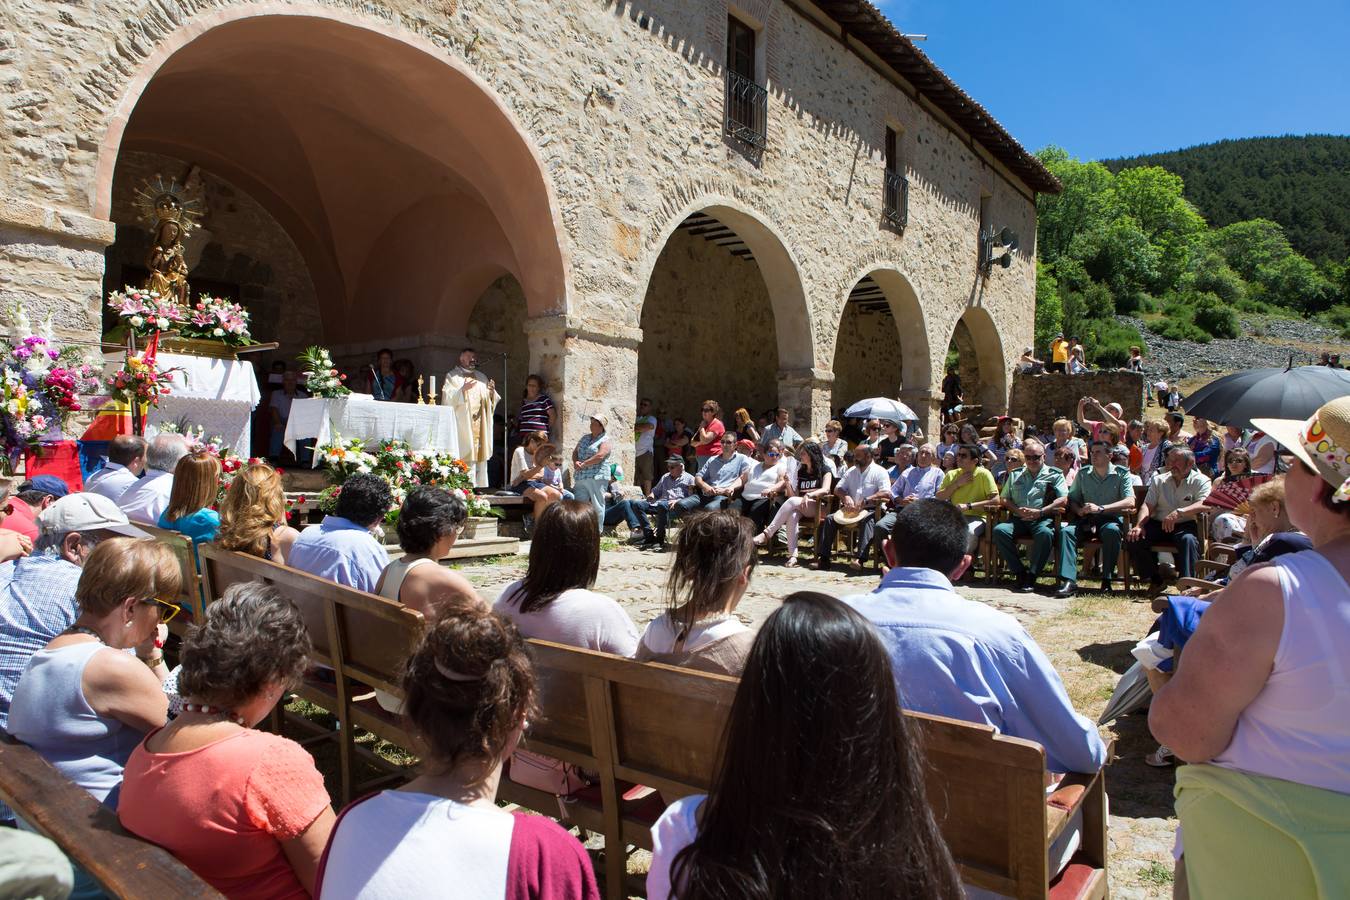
<box><xmin>884</xmin><ymin>170</ymin><xmax>908</xmax><ymax>228</ymax></box>
<box><xmin>724</xmin><ymin>70</ymin><xmax>767</xmax><ymax>150</ymax></box>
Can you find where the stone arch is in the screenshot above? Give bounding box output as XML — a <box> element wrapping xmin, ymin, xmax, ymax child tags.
<box><xmin>828</xmin><ymin>265</ymin><xmax>933</xmax><ymax>412</ymax></box>
<box><xmin>636</xmin><ymin>195</ymin><xmax>814</xmax><ymax>371</ymax></box>
<box><xmin>946</xmin><ymin>305</ymin><xmax>1009</xmax><ymax>418</ymax></box>
<box><xmin>89</xmin><ymin>3</ymin><xmax>570</xmax><ymax>348</ymax></box>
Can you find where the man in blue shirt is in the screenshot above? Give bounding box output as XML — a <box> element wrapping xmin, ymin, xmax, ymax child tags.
<box><xmin>992</xmin><ymin>437</ymin><xmax>1068</xmax><ymax>593</ymax></box>
<box><xmin>844</xmin><ymin>499</ymin><xmax>1107</xmax><ymax>776</ymax></box>
<box><xmin>758</xmin><ymin>407</ymin><xmax>803</xmax><ymax>451</ymax></box>
<box><xmin>669</xmin><ymin>435</ymin><xmax>753</xmax><ymax>525</ymax></box>
<box><xmin>872</xmin><ymin>443</ymin><xmax>943</xmax><ymax>563</ymax></box>
<box><xmin>288</xmin><ymin>472</ymin><xmax>392</xmax><ymax>594</ymax></box>
<box><xmin>632</xmin><ymin>457</ymin><xmax>697</xmax><ymax>549</ymax></box>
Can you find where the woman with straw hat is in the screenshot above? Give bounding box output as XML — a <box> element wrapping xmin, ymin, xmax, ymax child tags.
<box><xmin>1150</xmin><ymin>395</ymin><xmax>1350</xmax><ymax>898</ymax></box>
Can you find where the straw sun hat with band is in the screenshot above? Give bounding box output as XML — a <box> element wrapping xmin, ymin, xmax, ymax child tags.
<box><xmin>1252</xmin><ymin>395</ymin><xmax>1350</xmax><ymax>503</ymax></box>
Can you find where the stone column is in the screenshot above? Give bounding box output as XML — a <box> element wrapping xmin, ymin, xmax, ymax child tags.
<box><xmin>777</xmin><ymin>367</ymin><xmax>834</xmax><ymax>437</ymax></box>
<box><xmin>525</xmin><ymin>313</ymin><xmax>642</xmax><ymax>480</ymax></box>
<box><xmin>900</xmin><ymin>387</ymin><xmax>943</xmax><ymax>442</ymax></box>
<box><xmin>0</xmin><ymin>200</ymin><xmax>114</xmax><ymax>344</ymax></box>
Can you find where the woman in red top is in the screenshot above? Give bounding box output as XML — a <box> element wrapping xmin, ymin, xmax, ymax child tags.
<box><xmin>693</xmin><ymin>400</ymin><xmax>725</xmax><ymax>458</ymax></box>
<box><xmin>119</xmin><ymin>583</ymin><xmax>334</xmax><ymax>899</ymax></box>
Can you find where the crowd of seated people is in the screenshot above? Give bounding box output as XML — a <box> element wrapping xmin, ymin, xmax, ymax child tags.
<box><xmin>4</xmin><ymin>392</ymin><xmax>1346</xmax><ymax>900</ymax></box>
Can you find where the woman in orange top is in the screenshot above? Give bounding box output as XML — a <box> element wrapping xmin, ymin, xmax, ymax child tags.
<box><xmin>119</xmin><ymin>582</ymin><xmax>334</xmax><ymax>899</ymax></box>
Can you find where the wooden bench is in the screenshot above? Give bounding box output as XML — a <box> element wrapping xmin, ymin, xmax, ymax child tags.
<box><xmin>191</xmin><ymin>548</ymin><xmax>1108</xmax><ymax>899</ymax></box>
<box><xmin>137</xmin><ymin>523</ymin><xmax>204</xmax><ymax>633</ymax></box>
<box><xmin>510</xmin><ymin>641</ymin><xmax>1109</xmax><ymax>900</ymax></box>
<box><xmin>198</xmin><ymin>544</ymin><xmax>425</xmax><ymax>803</ymax></box>
<box><xmin>0</xmin><ymin>735</ymin><xmax>223</xmax><ymax>898</ymax></box>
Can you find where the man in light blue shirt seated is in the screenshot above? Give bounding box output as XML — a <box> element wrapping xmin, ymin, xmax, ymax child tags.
<box><xmin>844</xmin><ymin>498</ymin><xmax>1107</xmax><ymax>776</ymax></box>
<box><xmin>288</xmin><ymin>472</ymin><xmax>392</xmax><ymax>594</ymax></box>
<box><xmin>83</xmin><ymin>435</ymin><xmax>146</xmax><ymax>502</ymax></box>
<box><xmin>872</xmin><ymin>443</ymin><xmax>943</xmax><ymax>563</ymax></box>
<box><xmin>670</xmin><ymin>435</ymin><xmax>753</xmax><ymax>525</ymax></box>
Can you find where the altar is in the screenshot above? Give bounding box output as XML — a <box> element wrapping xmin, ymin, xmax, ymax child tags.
<box><xmin>284</xmin><ymin>397</ymin><xmax>461</xmax><ymax>464</ymax></box>
<box><xmin>103</xmin><ymin>351</ymin><xmax>261</xmax><ymax>455</ymax></box>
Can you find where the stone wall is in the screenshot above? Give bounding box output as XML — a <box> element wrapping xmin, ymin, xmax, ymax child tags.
<box><xmin>637</xmin><ymin>229</ymin><xmax>778</xmax><ymax>424</ymax></box>
<box><xmin>830</xmin><ymin>303</ymin><xmax>904</xmax><ymax>415</ymax></box>
<box><xmin>104</xmin><ymin>151</ymin><xmax>323</xmax><ymax>367</ymax></box>
<box><xmin>1008</xmin><ymin>371</ymin><xmax>1145</xmax><ymax>434</ymax></box>
<box><xmin>0</xmin><ymin>0</ymin><xmax>1043</xmax><ymax>473</ymax></box>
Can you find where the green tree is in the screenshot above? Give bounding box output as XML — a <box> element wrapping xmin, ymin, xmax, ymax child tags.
<box><xmin>1212</xmin><ymin>219</ymin><xmax>1293</xmax><ymax>282</ymax></box>
<box><xmin>1192</xmin><ymin>292</ymin><xmax>1241</xmax><ymax>338</ymax></box>
<box><xmin>1035</xmin><ymin>147</ymin><xmax>1115</xmax><ymax>265</ymax></box>
<box><xmin>1190</xmin><ymin>249</ymin><xmax>1247</xmax><ymax>305</ymax></box>
<box><xmin>1034</xmin><ymin>263</ymin><xmax>1063</xmax><ymax>353</ymax></box>
<box><xmin>1256</xmin><ymin>254</ymin><xmax>1334</xmax><ymax>313</ymax></box>
<box><xmin>1107</xmin><ymin>166</ymin><xmax>1205</xmax><ymax>292</ymax></box>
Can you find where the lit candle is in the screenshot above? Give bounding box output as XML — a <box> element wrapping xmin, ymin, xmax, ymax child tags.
<box><xmin>428</xmin><ymin>375</ymin><xmax>436</xmax><ymax>403</ymax></box>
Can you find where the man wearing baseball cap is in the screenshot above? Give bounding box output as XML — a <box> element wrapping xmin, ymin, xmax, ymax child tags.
<box><xmin>634</xmin><ymin>456</ymin><xmax>697</xmax><ymax>549</ymax></box>
<box><xmin>1150</xmin><ymin>396</ymin><xmax>1350</xmax><ymax>897</ymax></box>
<box><xmin>0</xmin><ymin>474</ymin><xmax>70</xmax><ymax>544</ymax></box>
<box><xmin>0</xmin><ymin>492</ymin><xmax>145</xmax><ymax>732</ymax></box>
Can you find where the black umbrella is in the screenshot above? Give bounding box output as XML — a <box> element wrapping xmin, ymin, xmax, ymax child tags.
<box><xmin>1182</xmin><ymin>363</ymin><xmax>1350</xmax><ymax>430</ymax></box>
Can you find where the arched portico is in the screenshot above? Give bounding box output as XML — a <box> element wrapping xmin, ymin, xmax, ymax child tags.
<box><xmin>829</xmin><ymin>266</ymin><xmax>934</xmax><ymax>427</ymax></box>
<box><xmin>946</xmin><ymin>305</ymin><xmax>1010</xmax><ymax>420</ymax></box>
<box><xmin>92</xmin><ymin>6</ymin><xmax>570</xmax><ymax>357</ymax></box>
<box><xmin>634</xmin><ymin>198</ymin><xmax>818</xmax><ymax>431</ymax></box>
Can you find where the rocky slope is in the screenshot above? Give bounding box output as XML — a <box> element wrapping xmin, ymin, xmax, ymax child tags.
<box><xmin>1119</xmin><ymin>315</ymin><xmax>1349</xmax><ymax>384</ymax></box>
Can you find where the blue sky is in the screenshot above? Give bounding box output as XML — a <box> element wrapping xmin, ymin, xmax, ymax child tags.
<box><xmin>873</xmin><ymin>0</ymin><xmax>1350</xmax><ymax>160</ymax></box>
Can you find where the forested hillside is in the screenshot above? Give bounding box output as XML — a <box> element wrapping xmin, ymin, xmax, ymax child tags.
<box><xmin>1031</xmin><ymin>142</ymin><xmax>1350</xmax><ymax>367</ymax></box>
<box><xmin>1103</xmin><ymin>135</ymin><xmax>1350</xmax><ymax>263</ymax></box>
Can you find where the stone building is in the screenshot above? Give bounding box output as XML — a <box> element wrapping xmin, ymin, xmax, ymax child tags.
<box><xmin>0</xmin><ymin>0</ymin><xmax>1059</xmax><ymax>471</ymax></box>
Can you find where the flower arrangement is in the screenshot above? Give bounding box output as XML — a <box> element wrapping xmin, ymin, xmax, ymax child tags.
<box><xmin>107</xmin><ymin>288</ymin><xmax>253</xmax><ymax>346</ymax></box>
<box><xmin>315</xmin><ymin>436</ymin><xmax>491</xmax><ymax>524</ymax></box>
<box><xmin>178</xmin><ymin>295</ymin><xmax>252</xmax><ymax>346</ymax></box>
<box><xmin>1</xmin><ymin>304</ymin><xmax>104</xmax><ymax>461</ymax></box>
<box><xmin>298</xmin><ymin>346</ymin><xmax>349</xmax><ymax>398</ymax></box>
<box><xmin>105</xmin><ymin>355</ymin><xmax>181</xmax><ymax>408</ymax></box>
<box><xmin>106</xmin><ymin>287</ymin><xmax>186</xmax><ymax>336</ymax></box>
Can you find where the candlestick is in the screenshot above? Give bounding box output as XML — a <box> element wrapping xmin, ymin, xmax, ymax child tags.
<box><xmin>416</xmin><ymin>374</ymin><xmax>425</xmax><ymax>405</ymax></box>
<box><xmin>428</xmin><ymin>375</ymin><xmax>436</xmax><ymax>405</ymax></box>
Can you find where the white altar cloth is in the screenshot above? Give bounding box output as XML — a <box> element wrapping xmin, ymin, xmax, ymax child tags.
<box><xmin>104</xmin><ymin>352</ymin><xmax>261</xmax><ymax>456</ymax></box>
<box><xmin>283</xmin><ymin>397</ymin><xmax>461</xmax><ymax>464</ymax></box>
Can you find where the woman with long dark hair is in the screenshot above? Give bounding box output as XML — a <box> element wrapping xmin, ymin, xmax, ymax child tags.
<box><xmin>753</xmin><ymin>440</ymin><xmax>833</xmax><ymax>568</ymax></box>
<box><xmin>493</xmin><ymin>500</ymin><xmax>638</xmax><ymax>655</ymax></box>
<box><xmin>647</xmin><ymin>591</ymin><xmax>960</xmax><ymax>900</ymax></box>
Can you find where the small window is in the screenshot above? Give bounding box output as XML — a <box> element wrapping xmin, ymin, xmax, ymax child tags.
<box><xmin>724</xmin><ymin>16</ymin><xmax>766</xmax><ymax>150</ymax></box>
<box><xmin>883</xmin><ymin>127</ymin><xmax>907</xmax><ymax>228</ymax></box>
<box><xmin>727</xmin><ymin>17</ymin><xmax>755</xmax><ymax>80</ymax></box>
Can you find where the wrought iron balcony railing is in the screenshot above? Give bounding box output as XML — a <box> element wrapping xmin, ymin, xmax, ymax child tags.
<box><xmin>724</xmin><ymin>70</ymin><xmax>767</xmax><ymax>150</ymax></box>
<box><xmin>884</xmin><ymin>170</ymin><xmax>908</xmax><ymax>228</ymax></box>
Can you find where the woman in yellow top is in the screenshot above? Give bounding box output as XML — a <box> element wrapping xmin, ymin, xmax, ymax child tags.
<box><xmin>936</xmin><ymin>443</ymin><xmax>999</xmax><ymax>552</ymax></box>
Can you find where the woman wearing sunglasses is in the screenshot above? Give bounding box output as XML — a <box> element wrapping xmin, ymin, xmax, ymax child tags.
<box><xmin>8</xmin><ymin>538</ymin><xmax>181</xmax><ymax>811</ymax></box>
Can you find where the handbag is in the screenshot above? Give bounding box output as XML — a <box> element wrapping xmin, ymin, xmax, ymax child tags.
<box><xmin>507</xmin><ymin>749</ymin><xmax>591</xmax><ymax>796</ymax></box>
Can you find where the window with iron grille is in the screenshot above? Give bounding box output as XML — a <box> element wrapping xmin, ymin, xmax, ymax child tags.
<box><xmin>883</xmin><ymin>126</ymin><xmax>908</xmax><ymax>228</ymax></box>
<box><xmin>724</xmin><ymin>17</ymin><xmax>766</xmax><ymax>150</ymax></box>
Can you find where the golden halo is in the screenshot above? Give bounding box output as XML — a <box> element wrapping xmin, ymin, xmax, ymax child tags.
<box><xmin>132</xmin><ymin>174</ymin><xmax>204</xmax><ymax>233</ymax></box>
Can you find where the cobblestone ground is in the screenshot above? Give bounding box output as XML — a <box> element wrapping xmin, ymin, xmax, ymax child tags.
<box><xmin>453</xmin><ymin>542</ymin><xmax>1177</xmax><ymax>899</ymax></box>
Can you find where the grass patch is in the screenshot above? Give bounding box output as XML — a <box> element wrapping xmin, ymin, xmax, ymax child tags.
<box><xmin>1138</xmin><ymin>861</ymin><xmax>1174</xmax><ymax>887</ymax></box>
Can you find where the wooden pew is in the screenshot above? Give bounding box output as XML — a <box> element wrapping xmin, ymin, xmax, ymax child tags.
<box><xmin>136</xmin><ymin>523</ymin><xmax>203</xmax><ymax>631</ymax></box>
<box><xmin>192</xmin><ymin>548</ymin><xmax>1108</xmax><ymax>899</ymax></box>
<box><xmin>197</xmin><ymin>544</ymin><xmax>425</xmax><ymax>803</ymax></box>
<box><xmin>511</xmin><ymin>641</ymin><xmax>1109</xmax><ymax>900</ymax></box>
<box><xmin>0</xmin><ymin>735</ymin><xmax>222</xmax><ymax>898</ymax></box>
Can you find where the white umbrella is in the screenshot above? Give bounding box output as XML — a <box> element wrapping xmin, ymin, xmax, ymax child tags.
<box><xmin>843</xmin><ymin>397</ymin><xmax>919</xmax><ymax>422</ymax></box>
<box><xmin>1097</xmin><ymin>661</ymin><xmax>1152</xmax><ymax>725</ymax></box>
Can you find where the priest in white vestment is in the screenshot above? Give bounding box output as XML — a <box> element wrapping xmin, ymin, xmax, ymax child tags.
<box><xmin>443</xmin><ymin>348</ymin><xmax>499</xmax><ymax>487</ymax></box>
